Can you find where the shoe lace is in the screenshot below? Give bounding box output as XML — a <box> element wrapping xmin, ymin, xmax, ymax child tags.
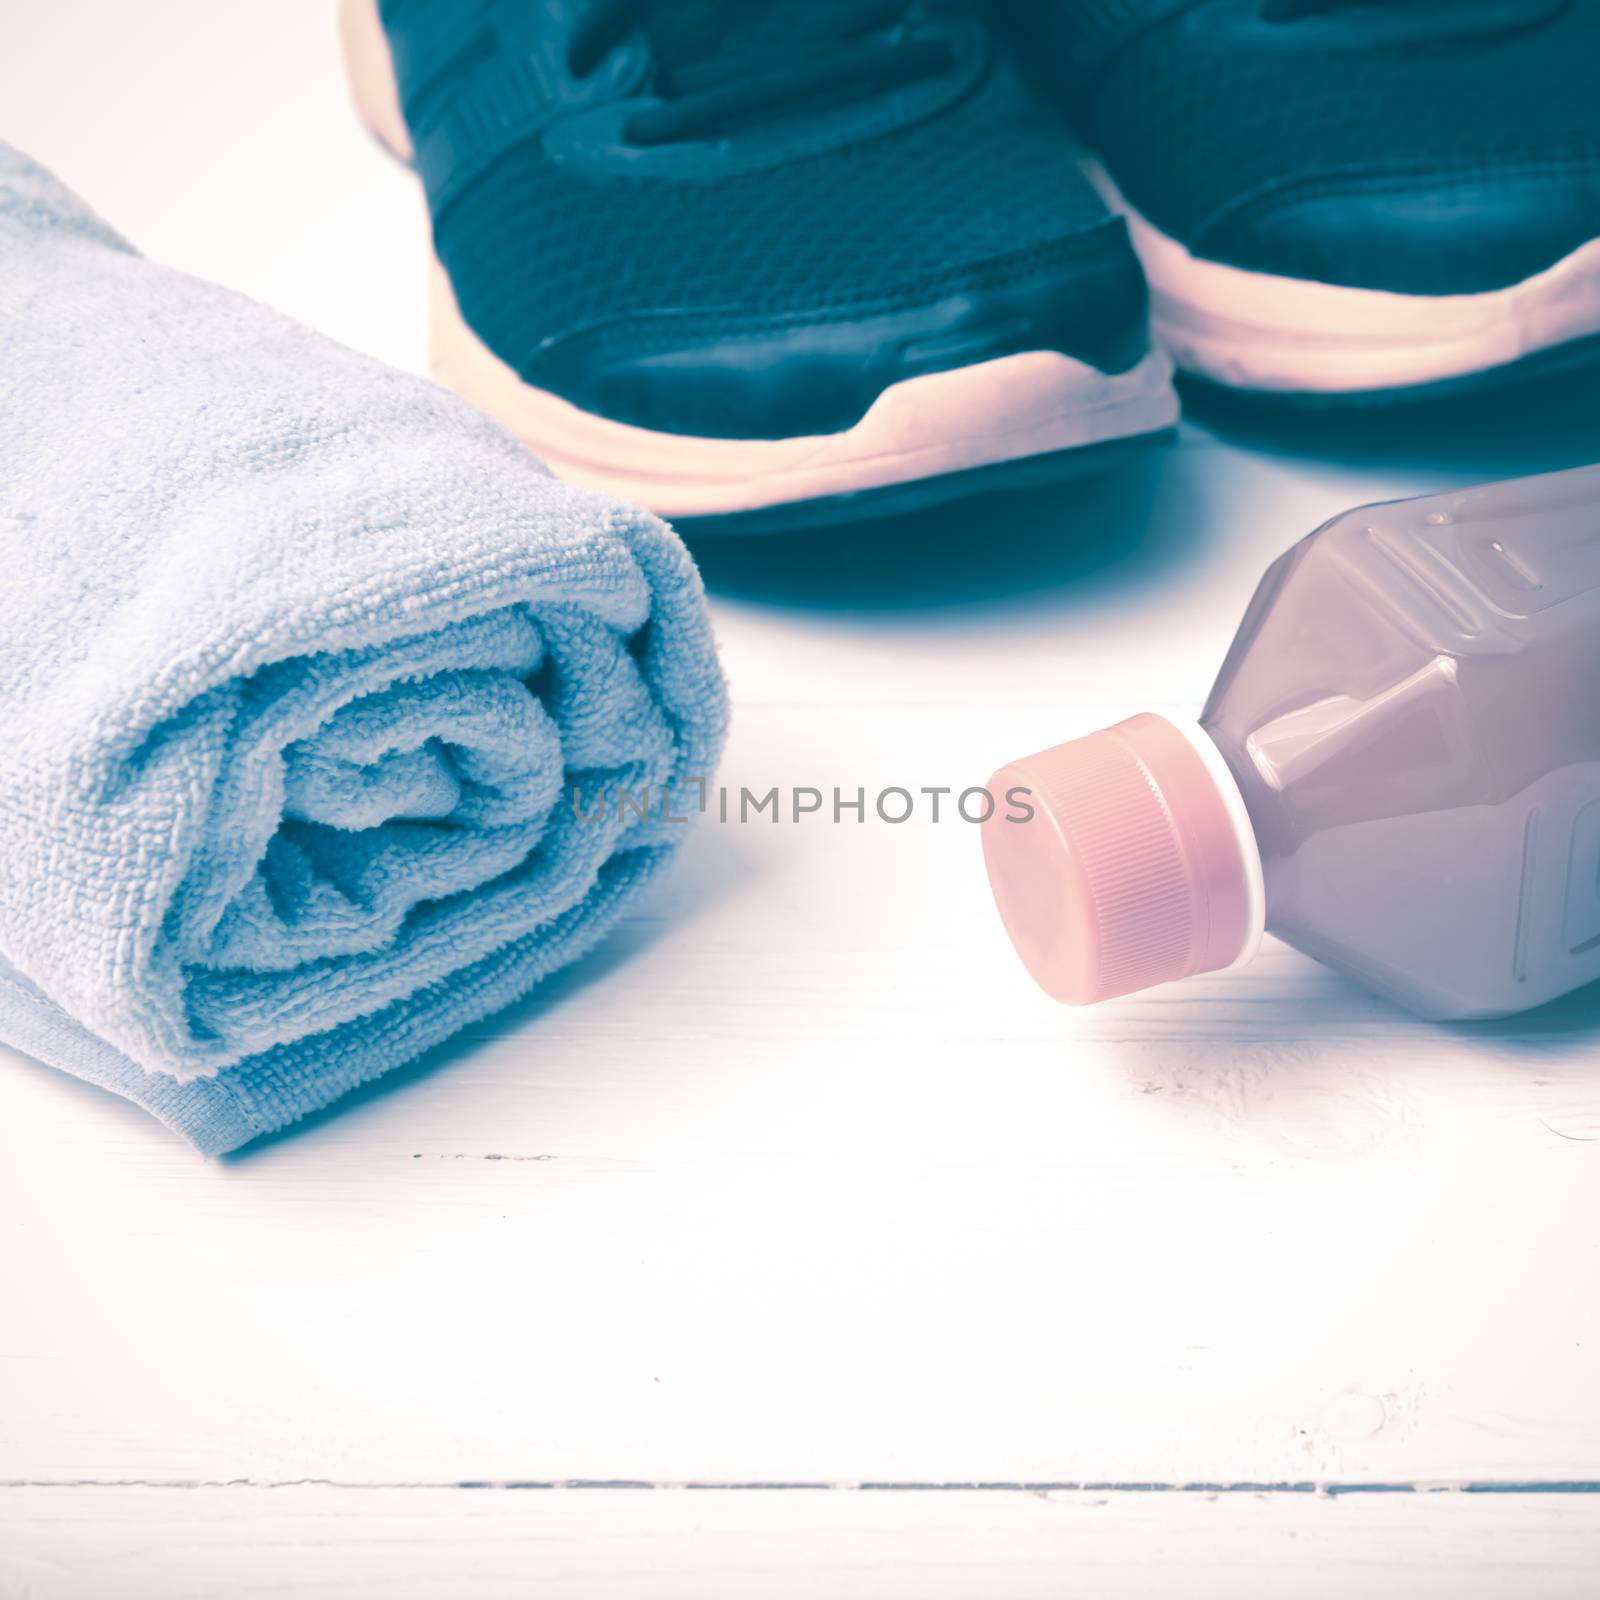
<box><xmin>566</xmin><ymin>0</ymin><xmax>958</xmax><ymax>146</ymax></box>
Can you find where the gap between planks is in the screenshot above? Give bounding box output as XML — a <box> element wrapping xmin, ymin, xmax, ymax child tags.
<box><xmin>5</xmin><ymin>1479</ymin><xmax>1600</xmax><ymax>1495</ymax></box>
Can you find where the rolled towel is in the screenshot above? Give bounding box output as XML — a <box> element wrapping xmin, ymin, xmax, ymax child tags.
<box><xmin>0</xmin><ymin>146</ymin><xmax>727</xmax><ymax>1155</ymax></box>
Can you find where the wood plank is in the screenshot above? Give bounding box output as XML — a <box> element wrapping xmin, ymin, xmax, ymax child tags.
<box><xmin>4</xmin><ymin>703</ymin><xmax>1600</xmax><ymax>1488</ymax></box>
<box><xmin>6</xmin><ymin>0</ymin><xmax>1600</xmax><ymax>1571</ymax></box>
<box><xmin>4</xmin><ymin>1487</ymin><xmax>1599</xmax><ymax>1599</ymax></box>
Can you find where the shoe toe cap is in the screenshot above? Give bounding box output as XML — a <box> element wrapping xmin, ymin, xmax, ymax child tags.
<box><xmin>521</xmin><ymin>221</ymin><xmax>1151</xmax><ymax>440</ymax></box>
<box><xmin>1196</xmin><ymin>165</ymin><xmax>1600</xmax><ymax>294</ymax></box>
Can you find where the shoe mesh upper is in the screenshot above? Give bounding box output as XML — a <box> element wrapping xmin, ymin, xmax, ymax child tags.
<box><xmin>406</xmin><ymin>13</ymin><xmax>1121</xmax><ymax>377</ymax></box>
<box><xmin>1056</xmin><ymin>0</ymin><xmax>1600</xmax><ymax>264</ymax></box>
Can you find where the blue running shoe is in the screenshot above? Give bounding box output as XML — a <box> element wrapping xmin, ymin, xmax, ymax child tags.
<box><xmin>1038</xmin><ymin>0</ymin><xmax>1600</xmax><ymax>402</ymax></box>
<box><xmin>341</xmin><ymin>0</ymin><xmax>1177</xmax><ymax>531</ymax></box>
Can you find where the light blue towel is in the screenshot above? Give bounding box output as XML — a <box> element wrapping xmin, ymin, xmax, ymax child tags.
<box><xmin>0</xmin><ymin>146</ymin><xmax>727</xmax><ymax>1155</ymax></box>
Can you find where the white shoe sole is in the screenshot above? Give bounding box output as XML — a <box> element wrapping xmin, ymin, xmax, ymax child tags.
<box><xmin>339</xmin><ymin>0</ymin><xmax>1178</xmax><ymax>522</ymax></box>
<box><xmin>1086</xmin><ymin>162</ymin><xmax>1600</xmax><ymax>397</ymax></box>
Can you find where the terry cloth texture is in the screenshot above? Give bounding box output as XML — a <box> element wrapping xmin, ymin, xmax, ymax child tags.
<box><xmin>0</xmin><ymin>145</ymin><xmax>727</xmax><ymax>1155</ymax></box>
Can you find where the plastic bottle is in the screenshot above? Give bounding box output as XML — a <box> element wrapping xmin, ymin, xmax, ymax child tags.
<box><xmin>982</xmin><ymin>463</ymin><xmax>1600</xmax><ymax>1020</ymax></box>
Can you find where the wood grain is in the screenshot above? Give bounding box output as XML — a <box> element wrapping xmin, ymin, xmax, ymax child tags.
<box><xmin>4</xmin><ymin>1</ymin><xmax>1600</xmax><ymax>1593</ymax></box>
<box><xmin>5</xmin><ymin>1488</ymin><xmax>1600</xmax><ymax>1600</ymax></box>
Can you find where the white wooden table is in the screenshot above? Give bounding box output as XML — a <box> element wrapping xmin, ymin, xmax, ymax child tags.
<box><xmin>4</xmin><ymin>6</ymin><xmax>1600</xmax><ymax>1595</ymax></box>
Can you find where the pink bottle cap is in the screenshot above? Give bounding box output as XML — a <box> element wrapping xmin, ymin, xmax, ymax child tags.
<box><xmin>982</xmin><ymin>713</ymin><xmax>1264</xmax><ymax>1005</ymax></box>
